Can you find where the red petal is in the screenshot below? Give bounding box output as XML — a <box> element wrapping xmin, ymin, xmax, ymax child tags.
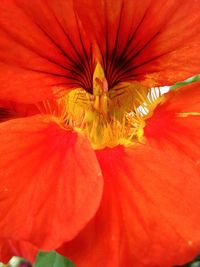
<box><xmin>58</xmin><ymin>144</ymin><xmax>200</xmax><ymax>267</ymax></box>
<box><xmin>145</xmin><ymin>81</ymin><xmax>200</xmax><ymax>161</ymax></box>
<box><xmin>57</xmin><ymin>85</ymin><xmax>200</xmax><ymax>267</ymax></box>
<box><xmin>0</xmin><ymin>239</ymin><xmax>37</xmax><ymax>264</ymax></box>
<box><xmin>74</xmin><ymin>0</ymin><xmax>200</xmax><ymax>87</ymax></box>
<box><xmin>0</xmin><ymin>0</ymin><xmax>93</xmax><ymax>102</ymax></box>
<box><xmin>0</xmin><ymin>115</ymin><xmax>103</xmax><ymax>251</ymax></box>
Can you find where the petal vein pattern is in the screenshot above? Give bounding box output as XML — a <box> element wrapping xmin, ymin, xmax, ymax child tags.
<box><xmin>0</xmin><ymin>0</ymin><xmax>200</xmax><ymax>102</ymax></box>
<box><xmin>0</xmin><ymin>0</ymin><xmax>94</xmax><ymax>102</ymax></box>
<box><xmin>74</xmin><ymin>0</ymin><xmax>200</xmax><ymax>88</ymax></box>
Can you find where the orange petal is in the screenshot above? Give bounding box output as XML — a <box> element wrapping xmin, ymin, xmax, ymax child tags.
<box><xmin>58</xmin><ymin>144</ymin><xmax>200</xmax><ymax>267</ymax></box>
<box><xmin>74</xmin><ymin>0</ymin><xmax>200</xmax><ymax>87</ymax></box>
<box><xmin>57</xmin><ymin>85</ymin><xmax>200</xmax><ymax>267</ymax></box>
<box><xmin>145</xmin><ymin>81</ymin><xmax>200</xmax><ymax>162</ymax></box>
<box><xmin>0</xmin><ymin>115</ymin><xmax>103</xmax><ymax>251</ymax></box>
<box><xmin>0</xmin><ymin>0</ymin><xmax>94</xmax><ymax>102</ymax></box>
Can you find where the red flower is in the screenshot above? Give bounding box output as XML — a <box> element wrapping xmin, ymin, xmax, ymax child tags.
<box><xmin>0</xmin><ymin>1</ymin><xmax>200</xmax><ymax>266</ymax></box>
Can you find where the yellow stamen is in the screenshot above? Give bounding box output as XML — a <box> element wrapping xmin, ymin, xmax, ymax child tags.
<box><xmin>44</xmin><ymin>63</ymin><xmax>165</xmax><ymax>150</ymax></box>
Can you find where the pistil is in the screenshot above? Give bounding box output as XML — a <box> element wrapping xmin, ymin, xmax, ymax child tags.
<box><xmin>92</xmin><ymin>62</ymin><xmax>109</xmax><ymax>115</ymax></box>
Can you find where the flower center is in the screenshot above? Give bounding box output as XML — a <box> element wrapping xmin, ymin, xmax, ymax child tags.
<box><xmin>41</xmin><ymin>63</ymin><xmax>164</xmax><ymax>150</ymax></box>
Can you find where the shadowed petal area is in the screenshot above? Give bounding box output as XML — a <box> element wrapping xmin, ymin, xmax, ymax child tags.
<box><xmin>0</xmin><ymin>239</ymin><xmax>37</xmax><ymax>264</ymax></box>
<box><xmin>74</xmin><ymin>0</ymin><xmax>200</xmax><ymax>88</ymax></box>
<box><xmin>0</xmin><ymin>100</ymin><xmax>39</xmax><ymax>122</ymax></box>
<box><xmin>0</xmin><ymin>0</ymin><xmax>94</xmax><ymax>102</ymax></box>
<box><xmin>0</xmin><ymin>107</ymin><xmax>16</xmax><ymax>122</ymax></box>
<box><xmin>57</xmin><ymin>85</ymin><xmax>200</xmax><ymax>267</ymax></box>
<box><xmin>0</xmin><ymin>115</ymin><xmax>103</xmax><ymax>251</ymax></box>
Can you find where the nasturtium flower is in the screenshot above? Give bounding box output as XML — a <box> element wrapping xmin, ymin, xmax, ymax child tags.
<box><xmin>0</xmin><ymin>0</ymin><xmax>200</xmax><ymax>266</ymax></box>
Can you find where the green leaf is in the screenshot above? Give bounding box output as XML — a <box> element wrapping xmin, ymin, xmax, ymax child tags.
<box><xmin>34</xmin><ymin>251</ymin><xmax>76</xmax><ymax>267</ymax></box>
